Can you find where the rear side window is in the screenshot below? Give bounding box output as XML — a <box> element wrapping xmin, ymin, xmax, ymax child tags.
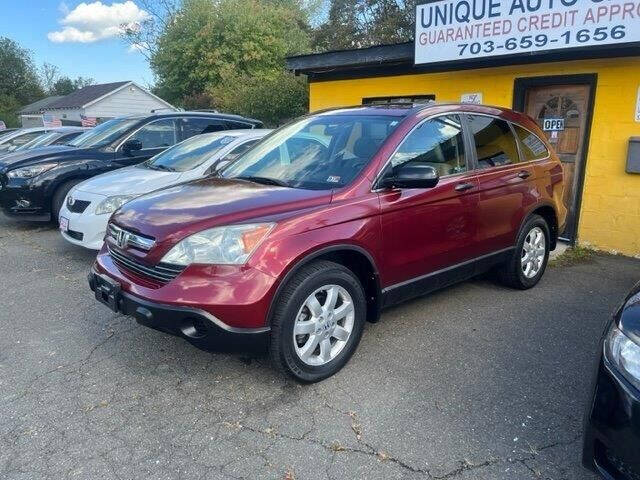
<box><xmin>180</xmin><ymin>118</ymin><xmax>226</xmax><ymax>140</ymax></box>
<box><xmin>467</xmin><ymin>115</ymin><xmax>520</xmax><ymax>169</ymax></box>
<box><xmin>225</xmin><ymin>120</ymin><xmax>254</xmax><ymax>130</ymax></box>
<box><xmin>512</xmin><ymin>124</ymin><xmax>549</xmax><ymax>161</ymax></box>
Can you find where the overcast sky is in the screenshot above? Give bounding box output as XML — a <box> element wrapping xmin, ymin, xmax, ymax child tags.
<box><xmin>1</xmin><ymin>1</ymin><xmax>153</xmax><ymax>87</ymax></box>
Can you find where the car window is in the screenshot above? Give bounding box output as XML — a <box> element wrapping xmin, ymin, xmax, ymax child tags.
<box><xmin>70</xmin><ymin>117</ymin><xmax>141</xmax><ymax>148</ymax></box>
<box><xmin>129</xmin><ymin>119</ymin><xmax>178</xmax><ymax>149</ymax></box>
<box><xmin>512</xmin><ymin>124</ymin><xmax>549</xmax><ymax>161</ymax></box>
<box><xmin>467</xmin><ymin>115</ymin><xmax>521</xmax><ymax>169</ymax></box>
<box><xmin>225</xmin><ymin>120</ymin><xmax>253</xmax><ymax>130</ymax></box>
<box><xmin>223</xmin><ymin>115</ymin><xmax>401</xmax><ymax>190</ymax></box>
<box><xmin>52</xmin><ymin>131</ymin><xmax>83</xmax><ymax>145</ymax></box>
<box><xmin>15</xmin><ymin>132</ymin><xmax>56</xmax><ymax>151</ymax></box>
<box><xmin>144</xmin><ymin>134</ymin><xmax>237</xmax><ymax>172</ymax></box>
<box><xmin>219</xmin><ymin>139</ymin><xmax>260</xmax><ymax>162</ymax></box>
<box><xmin>386</xmin><ymin>114</ymin><xmax>467</xmax><ymax>178</ymax></box>
<box><xmin>179</xmin><ymin>117</ymin><xmax>226</xmax><ymax>140</ymax></box>
<box><xmin>0</xmin><ymin>132</ymin><xmax>45</xmax><ymax>151</ymax></box>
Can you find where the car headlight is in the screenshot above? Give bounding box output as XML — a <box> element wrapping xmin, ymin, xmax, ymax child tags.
<box><xmin>95</xmin><ymin>195</ymin><xmax>137</xmax><ymax>215</ymax></box>
<box><xmin>161</xmin><ymin>223</ymin><xmax>275</xmax><ymax>266</ymax></box>
<box><xmin>7</xmin><ymin>163</ymin><xmax>58</xmax><ymax>179</ymax></box>
<box><xmin>605</xmin><ymin>324</ymin><xmax>640</xmax><ymax>391</ymax></box>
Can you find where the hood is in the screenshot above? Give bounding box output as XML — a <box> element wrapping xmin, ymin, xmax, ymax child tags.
<box><xmin>111</xmin><ymin>177</ymin><xmax>332</xmax><ymax>253</ymax></box>
<box><xmin>0</xmin><ymin>145</ymin><xmax>82</xmax><ymax>171</ymax></box>
<box><xmin>75</xmin><ymin>165</ymin><xmax>184</xmax><ymax>197</ymax></box>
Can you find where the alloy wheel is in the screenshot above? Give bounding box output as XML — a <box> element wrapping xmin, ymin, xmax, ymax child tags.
<box><xmin>521</xmin><ymin>226</ymin><xmax>546</xmax><ymax>279</ymax></box>
<box><xmin>293</xmin><ymin>285</ymin><xmax>355</xmax><ymax>366</ymax></box>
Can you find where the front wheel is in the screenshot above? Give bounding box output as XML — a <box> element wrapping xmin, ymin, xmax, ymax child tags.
<box><xmin>269</xmin><ymin>260</ymin><xmax>366</xmax><ymax>383</ymax></box>
<box><xmin>498</xmin><ymin>215</ymin><xmax>550</xmax><ymax>289</ymax></box>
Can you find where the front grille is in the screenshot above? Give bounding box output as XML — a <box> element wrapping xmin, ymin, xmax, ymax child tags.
<box><xmin>108</xmin><ymin>246</ymin><xmax>185</xmax><ymax>284</ymax></box>
<box><xmin>67</xmin><ymin>199</ymin><xmax>90</xmax><ymax>214</ymax></box>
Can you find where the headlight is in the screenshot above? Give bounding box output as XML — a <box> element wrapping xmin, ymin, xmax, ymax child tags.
<box><xmin>7</xmin><ymin>163</ymin><xmax>57</xmax><ymax>179</ymax></box>
<box><xmin>161</xmin><ymin>223</ymin><xmax>275</xmax><ymax>266</ymax></box>
<box><xmin>605</xmin><ymin>324</ymin><xmax>640</xmax><ymax>391</ymax></box>
<box><xmin>95</xmin><ymin>195</ymin><xmax>136</xmax><ymax>215</ymax></box>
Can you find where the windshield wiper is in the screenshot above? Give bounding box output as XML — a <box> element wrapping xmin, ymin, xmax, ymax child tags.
<box><xmin>235</xmin><ymin>176</ymin><xmax>291</xmax><ymax>188</ymax></box>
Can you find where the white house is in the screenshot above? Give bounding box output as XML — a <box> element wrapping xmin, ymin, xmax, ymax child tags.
<box><xmin>40</xmin><ymin>81</ymin><xmax>174</xmax><ymax>125</ymax></box>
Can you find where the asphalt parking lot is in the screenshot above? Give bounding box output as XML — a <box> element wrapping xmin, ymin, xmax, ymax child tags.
<box><xmin>1</xmin><ymin>214</ymin><xmax>638</xmax><ymax>480</ymax></box>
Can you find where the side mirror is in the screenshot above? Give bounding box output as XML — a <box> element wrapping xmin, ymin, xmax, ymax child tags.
<box><xmin>122</xmin><ymin>139</ymin><xmax>142</xmax><ymax>154</ymax></box>
<box><xmin>380</xmin><ymin>162</ymin><xmax>439</xmax><ymax>189</ymax></box>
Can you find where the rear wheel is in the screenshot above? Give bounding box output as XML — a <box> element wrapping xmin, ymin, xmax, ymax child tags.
<box><xmin>498</xmin><ymin>215</ymin><xmax>550</xmax><ymax>289</ymax></box>
<box><xmin>51</xmin><ymin>180</ymin><xmax>82</xmax><ymax>224</ymax></box>
<box><xmin>269</xmin><ymin>260</ymin><xmax>366</xmax><ymax>382</ymax></box>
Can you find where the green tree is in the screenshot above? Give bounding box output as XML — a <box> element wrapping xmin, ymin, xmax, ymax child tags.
<box><xmin>212</xmin><ymin>70</ymin><xmax>308</xmax><ymax>127</ymax></box>
<box><xmin>50</xmin><ymin>76</ymin><xmax>95</xmax><ymax>96</ymax></box>
<box><xmin>150</xmin><ymin>0</ymin><xmax>311</xmax><ymax>125</ymax></box>
<box><xmin>314</xmin><ymin>0</ymin><xmax>415</xmax><ymax>51</ymax></box>
<box><xmin>0</xmin><ymin>37</ymin><xmax>43</xmax><ymax>126</ymax></box>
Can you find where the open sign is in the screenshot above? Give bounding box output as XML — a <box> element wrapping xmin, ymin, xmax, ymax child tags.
<box><xmin>543</xmin><ymin>118</ymin><xmax>565</xmax><ymax>132</ymax></box>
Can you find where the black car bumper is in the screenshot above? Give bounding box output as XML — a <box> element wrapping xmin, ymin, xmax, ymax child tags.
<box><xmin>0</xmin><ymin>181</ymin><xmax>51</xmax><ymax>221</ymax></box>
<box><xmin>583</xmin><ymin>356</ymin><xmax>640</xmax><ymax>479</ymax></box>
<box><xmin>88</xmin><ymin>269</ymin><xmax>270</xmax><ymax>350</ymax></box>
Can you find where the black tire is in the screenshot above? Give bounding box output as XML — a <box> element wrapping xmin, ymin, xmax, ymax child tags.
<box><xmin>51</xmin><ymin>180</ymin><xmax>83</xmax><ymax>224</ymax></box>
<box><xmin>498</xmin><ymin>214</ymin><xmax>550</xmax><ymax>290</ymax></box>
<box><xmin>269</xmin><ymin>260</ymin><xmax>366</xmax><ymax>383</ymax></box>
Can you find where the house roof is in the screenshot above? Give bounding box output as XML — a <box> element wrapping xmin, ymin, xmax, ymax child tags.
<box><xmin>18</xmin><ymin>96</ymin><xmax>64</xmax><ymax>115</ymax></box>
<box><xmin>45</xmin><ymin>81</ymin><xmax>130</xmax><ymax>109</ymax></box>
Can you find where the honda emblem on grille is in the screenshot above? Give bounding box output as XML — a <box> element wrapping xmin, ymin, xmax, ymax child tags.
<box><xmin>116</xmin><ymin>229</ymin><xmax>130</xmax><ymax>248</ymax></box>
<box><xmin>67</xmin><ymin>195</ymin><xmax>75</xmax><ymax>206</ymax></box>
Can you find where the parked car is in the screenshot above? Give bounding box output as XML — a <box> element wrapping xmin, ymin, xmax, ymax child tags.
<box><xmin>0</xmin><ymin>128</ymin><xmax>18</xmax><ymax>139</ymax></box>
<box><xmin>0</xmin><ymin>112</ymin><xmax>263</xmax><ymax>222</ymax></box>
<box><xmin>59</xmin><ymin>129</ymin><xmax>271</xmax><ymax>250</ymax></box>
<box><xmin>89</xmin><ymin>103</ymin><xmax>566</xmax><ymax>382</ymax></box>
<box><xmin>0</xmin><ymin>127</ymin><xmax>60</xmax><ymax>153</ymax></box>
<box><xmin>0</xmin><ymin>127</ymin><xmax>89</xmax><ymax>158</ymax></box>
<box><xmin>11</xmin><ymin>127</ymin><xmax>89</xmax><ymax>153</ymax></box>
<box><xmin>583</xmin><ymin>281</ymin><xmax>640</xmax><ymax>479</ymax></box>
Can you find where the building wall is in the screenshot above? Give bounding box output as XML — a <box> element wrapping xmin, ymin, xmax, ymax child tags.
<box><xmin>308</xmin><ymin>56</ymin><xmax>640</xmax><ymax>256</ymax></box>
<box><xmin>85</xmin><ymin>84</ymin><xmax>171</xmax><ymax>118</ymax></box>
<box><xmin>41</xmin><ymin>108</ymin><xmax>83</xmax><ymax>122</ymax></box>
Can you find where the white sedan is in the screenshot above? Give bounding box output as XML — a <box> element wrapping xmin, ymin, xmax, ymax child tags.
<box><xmin>59</xmin><ymin>129</ymin><xmax>271</xmax><ymax>250</ymax></box>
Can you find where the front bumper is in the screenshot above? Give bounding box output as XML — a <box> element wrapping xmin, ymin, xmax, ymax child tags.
<box><xmin>0</xmin><ymin>180</ymin><xmax>51</xmax><ymax>221</ymax></box>
<box><xmin>89</xmin><ymin>267</ymin><xmax>270</xmax><ymax>349</ymax></box>
<box><xmin>59</xmin><ymin>198</ymin><xmax>108</xmax><ymax>250</ymax></box>
<box><xmin>583</xmin><ymin>356</ymin><xmax>640</xmax><ymax>479</ymax></box>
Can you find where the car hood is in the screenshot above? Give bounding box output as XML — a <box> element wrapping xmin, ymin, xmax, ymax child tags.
<box><xmin>75</xmin><ymin>165</ymin><xmax>185</xmax><ymax>197</ymax></box>
<box><xmin>0</xmin><ymin>145</ymin><xmax>82</xmax><ymax>171</ymax></box>
<box><xmin>111</xmin><ymin>177</ymin><xmax>332</xmax><ymax>254</ymax></box>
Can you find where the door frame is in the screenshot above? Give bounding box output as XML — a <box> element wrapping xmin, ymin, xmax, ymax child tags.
<box><xmin>512</xmin><ymin>74</ymin><xmax>598</xmax><ymax>244</ymax></box>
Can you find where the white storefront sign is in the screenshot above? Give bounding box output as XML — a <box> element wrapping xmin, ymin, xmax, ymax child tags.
<box><xmin>415</xmin><ymin>0</ymin><xmax>640</xmax><ymax>65</ymax></box>
<box><xmin>461</xmin><ymin>92</ymin><xmax>483</xmax><ymax>103</ymax></box>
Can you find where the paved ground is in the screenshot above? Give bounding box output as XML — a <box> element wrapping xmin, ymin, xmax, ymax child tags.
<box><xmin>1</xmin><ymin>214</ymin><xmax>637</xmax><ymax>480</ymax></box>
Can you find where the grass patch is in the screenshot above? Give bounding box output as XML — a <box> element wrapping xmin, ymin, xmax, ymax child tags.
<box><xmin>549</xmin><ymin>245</ymin><xmax>596</xmax><ymax>267</ymax></box>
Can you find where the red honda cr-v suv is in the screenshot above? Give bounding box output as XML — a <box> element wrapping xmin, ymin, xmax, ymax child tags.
<box><xmin>90</xmin><ymin>103</ymin><xmax>566</xmax><ymax>382</ymax></box>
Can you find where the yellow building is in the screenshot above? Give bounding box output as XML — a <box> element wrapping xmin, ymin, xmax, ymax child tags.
<box><xmin>288</xmin><ymin>39</ymin><xmax>640</xmax><ymax>256</ymax></box>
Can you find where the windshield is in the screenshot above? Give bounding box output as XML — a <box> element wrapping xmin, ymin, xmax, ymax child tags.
<box><xmin>68</xmin><ymin>117</ymin><xmax>140</xmax><ymax>148</ymax></box>
<box><xmin>223</xmin><ymin>115</ymin><xmax>400</xmax><ymax>190</ymax></box>
<box><xmin>16</xmin><ymin>131</ymin><xmax>58</xmax><ymax>151</ymax></box>
<box><xmin>143</xmin><ymin>133</ymin><xmax>239</xmax><ymax>172</ymax></box>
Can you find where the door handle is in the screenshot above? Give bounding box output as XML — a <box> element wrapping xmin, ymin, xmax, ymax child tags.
<box><xmin>518</xmin><ymin>170</ymin><xmax>532</xmax><ymax>179</ymax></box>
<box><xmin>455</xmin><ymin>182</ymin><xmax>475</xmax><ymax>192</ymax></box>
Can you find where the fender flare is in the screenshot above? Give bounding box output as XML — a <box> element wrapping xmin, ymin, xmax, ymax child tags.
<box><xmin>265</xmin><ymin>244</ymin><xmax>383</xmax><ymax>326</ymax></box>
